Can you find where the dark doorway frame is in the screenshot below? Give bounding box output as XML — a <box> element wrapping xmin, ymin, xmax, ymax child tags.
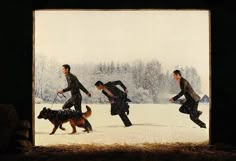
<box><xmin>22</xmin><ymin>1</ymin><xmax>235</xmax><ymax>147</ymax></box>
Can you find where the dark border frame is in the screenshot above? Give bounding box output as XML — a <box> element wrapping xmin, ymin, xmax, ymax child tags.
<box><xmin>2</xmin><ymin>0</ymin><xmax>235</xmax><ymax>149</ymax></box>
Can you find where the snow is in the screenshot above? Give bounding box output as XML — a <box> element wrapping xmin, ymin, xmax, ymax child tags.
<box><xmin>34</xmin><ymin>103</ymin><xmax>209</xmax><ymax>146</ymax></box>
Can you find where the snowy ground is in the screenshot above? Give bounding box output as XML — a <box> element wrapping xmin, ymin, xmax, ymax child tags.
<box><xmin>34</xmin><ymin>103</ymin><xmax>209</xmax><ymax>146</ymax></box>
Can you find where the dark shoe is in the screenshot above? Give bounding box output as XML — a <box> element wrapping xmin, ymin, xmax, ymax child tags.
<box><xmin>200</xmin><ymin>124</ymin><xmax>207</xmax><ymax>128</ymax></box>
<box><xmin>124</xmin><ymin>104</ymin><xmax>130</xmax><ymax>115</ymax></box>
<box><xmin>196</xmin><ymin>111</ymin><xmax>202</xmax><ymax>118</ymax></box>
<box><xmin>125</xmin><ymin>124</ymin><xmax>132</xmax><ymax>127</ymax></box>
<box><xmin>126</xmin><ymin>109</ymin><xmax>129</xmax><ymax>115</ymax></box>
<box><xmin>125</xmin><ymin>123</ymin><xmax>132</xmax><ymax>127</ymax></box>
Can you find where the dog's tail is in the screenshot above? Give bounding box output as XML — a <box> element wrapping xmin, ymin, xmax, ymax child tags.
<box><xmin>83</xmin><ymin>105</ymin><xmax>92</xmax><ymax>118</ymax></box>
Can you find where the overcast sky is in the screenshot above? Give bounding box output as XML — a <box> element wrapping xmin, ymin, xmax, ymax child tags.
<box><xmin>34</xmin><ymin>10</ymin><xmax>210</xmax><ymax>94</ymax></box>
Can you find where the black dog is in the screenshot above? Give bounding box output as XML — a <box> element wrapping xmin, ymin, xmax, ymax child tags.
<box><xmin>37</xmin><ymin>105</ymin><xmax>92</xmax><ymax>135</ymax></box>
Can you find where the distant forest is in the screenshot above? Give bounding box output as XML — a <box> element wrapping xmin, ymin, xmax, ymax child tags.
<box><xmin>35</xmin><ymin>54</ymin><xmax>203</xmax><ymax>104</ymax></box>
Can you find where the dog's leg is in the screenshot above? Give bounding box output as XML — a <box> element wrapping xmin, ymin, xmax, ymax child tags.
<box><xmin>84</xmin><ymin>127</ymin><xmax>90</xmax><ymax>133</ymax></box>
<box><xmin>50</xmin><ymin>125</ymin><xmax>59</xmax><ymax>135</ymax></box>
<box><xmin>83</xmin><ymin>120</ymin><xmax>92</xmax><ymax>133</ymax></box>
<box><xmin>59</xmin><ymin>124</ymin><xmax>66</xmax><ymax>131</ymax></box>
<box><xmin>69</xmin><ymin>121</ymin><xmax>76</xmax><ymax>134</ymax></box>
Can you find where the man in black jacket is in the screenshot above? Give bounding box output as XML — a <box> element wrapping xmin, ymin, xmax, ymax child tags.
<box><xmin>58</xmin><ymin>64</ymin><xmax>91</xmax><ymax>113</ymax></box>
<box><xmin>169</xmin><ymin>70</ymin><xmax>206</xmax><ymax>128</ymax></box>
<box><xmin>95</xmin><ymin>80</ymin><xmax>132</xmax><ymax>127</ymax></box>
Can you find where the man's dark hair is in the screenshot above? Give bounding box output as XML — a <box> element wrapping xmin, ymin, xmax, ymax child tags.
<box><xmin>62</xmin><ymin>64</ymin><xmax>70</xmax><ymax>72</ymax></box>
<box><xmin>173</xmin><ymin>70</ymin><xmax>182</xmax><ymax>76</ymax></box>
<box><xmin>95</xmin><ymin>81</ymin><xmax>104</xmax><ymax>86</ymax></box>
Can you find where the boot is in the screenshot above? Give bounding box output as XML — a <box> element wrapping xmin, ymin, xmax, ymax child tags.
<box><xmin>196</xmin><ymin>111</ymin><xmax>202</xmax><ymax>118</ymax></box>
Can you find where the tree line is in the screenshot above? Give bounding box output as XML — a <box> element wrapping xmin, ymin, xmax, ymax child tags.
<box><xmin>35</xmin><ymin>54</ymin><xmax>202</xmax><ymax>104</ymax></box>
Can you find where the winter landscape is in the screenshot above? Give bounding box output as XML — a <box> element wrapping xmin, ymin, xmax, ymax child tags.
<box><xmin>35</xmin><ymin>103</ymin><xmax>209</xmax><ymax>146</ymax></box>
<box><xmin>34</xmin><ymin>11</ymin><xmax>210</xmax><ymax>146</ymax></box>
<box><xmin>34</xmin><ymin>58</ymin><xmax>210</xmax><ymax>146</ymax></box>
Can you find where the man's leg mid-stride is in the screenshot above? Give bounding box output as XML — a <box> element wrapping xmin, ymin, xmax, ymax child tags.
<box><xmin>111</xmin><ymin>103</ymin><xmax>132</xmax><ymax>127</ymax></box>
<box><xmin>119</xmin><ymin>112</ymin><xmax>132</xmax><ymax>127</ymax></box>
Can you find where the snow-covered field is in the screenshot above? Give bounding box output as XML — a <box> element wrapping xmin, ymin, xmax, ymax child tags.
<box><xmin>34</xmin><ymin>103</ymin><xmax>209</xmax><ymax>146</ymax></box>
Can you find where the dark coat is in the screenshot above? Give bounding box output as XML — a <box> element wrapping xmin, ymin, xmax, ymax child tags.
<box><xmin>63</xmin><ymin>72</ymin><xmax>89</xmax><ymax>96</ymax></box>
<box><xmin>173</xmin><ymin>77</ymin><xmax>200</xmax><ymax>102</ymax></box>
<box><xmin>102</xmin><ymin>80</ymin><xmax>131</xmax><ymax>103</ymax></box>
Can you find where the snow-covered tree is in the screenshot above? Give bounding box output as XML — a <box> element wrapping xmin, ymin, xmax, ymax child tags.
<box><xmin>35</xmin><ymin>55</ymin><xmax>203</xmax><ymax>104</ymax></box>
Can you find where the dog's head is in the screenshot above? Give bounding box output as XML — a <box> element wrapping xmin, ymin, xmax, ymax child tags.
<box><xmin>37</xmin><ymin>107</ymin><xmax>51</xmax><ymax>119</ymax></box>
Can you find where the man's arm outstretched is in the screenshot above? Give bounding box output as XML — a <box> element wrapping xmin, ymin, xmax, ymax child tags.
<box><xmin>111</xmin><ymin>80</ymin><xmax>128</xmax><ymax>93</ymax></box>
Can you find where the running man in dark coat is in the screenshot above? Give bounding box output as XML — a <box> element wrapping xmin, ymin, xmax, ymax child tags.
<box><xmin>58</xmin><ymin>64</ymin><xmax>91</xmax><ymax>113</ymax></box>
<box><xmin>95</xmin><ymin>80</ymin><xmax>132</xmax><ymax>127</ymax></box>
<box><xmin>169</xmin><ymin>70</ymin><xmax>206</xmax><ymax>128</ymax></box>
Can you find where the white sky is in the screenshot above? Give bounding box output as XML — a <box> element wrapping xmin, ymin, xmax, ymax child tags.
<box><xmin>34</xmin><ymin>10</ymin><xmax>210</xmax><ymax>94</ymax></box>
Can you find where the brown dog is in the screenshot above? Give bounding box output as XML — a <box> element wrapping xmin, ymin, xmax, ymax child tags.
<box><xmin>37</xmin><ymin>105</ymin><xmax>92</xmax><ymax>135</ymax></box>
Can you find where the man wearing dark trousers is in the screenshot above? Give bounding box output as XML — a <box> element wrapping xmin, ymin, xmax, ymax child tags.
<box><xmin>95</xmin><ymin>80</ymin><xmax>132</xmax><ymax>127</ymax></box>
<box><xmin>169</xmin><ymin>70</ymin><xmax>206</xmax><ymax>128</ymax></box>
<box><xmin>58</xmin><ymin>64</ymin><xmax>91</xmax><ymax>113</ymax></box>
